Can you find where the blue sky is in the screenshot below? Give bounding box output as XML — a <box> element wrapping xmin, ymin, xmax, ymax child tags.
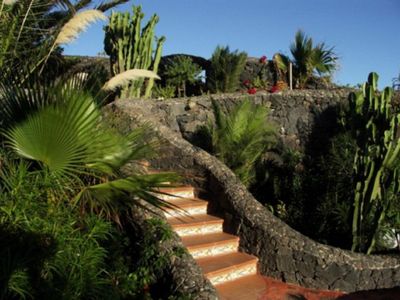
<box><xmin>64</xmin><ymin>0</ymin><xmax>400</xmax><ymax>88</ymax></box>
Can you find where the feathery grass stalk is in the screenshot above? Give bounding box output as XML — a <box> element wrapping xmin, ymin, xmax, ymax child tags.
<box><xmin>39</xmin><ymin>9</ymin><xmax>106</xmax><ymax>74</ymax></box>
<box><xmin>102</xmin><ymin>69</ymin><xmax>160</xmax><ymax>92</ymax></box>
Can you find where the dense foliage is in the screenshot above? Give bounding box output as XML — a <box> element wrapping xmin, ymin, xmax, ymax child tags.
<box><xmin>0</xmin><ymin>1</ymin><xmax>187</xmax><ymax>299</ymax></box>
<box><xmin>254</xmin><ymin>75</ymin><xmax>400</xmax><ymax>254</ymax></box>
<box><xmin>207</xmin><ymin>46</ymin><xmax>247</xmax><ymax>93</ymax></box>
<box><xmin>163</xmin><ymin>56</ymin><xmax>202</xmax><ymax>97</ymax></box>
<box><xmin>200</xmin><ymin>99</ymin><xmax>276</xmax><ymax>187</ymax></box>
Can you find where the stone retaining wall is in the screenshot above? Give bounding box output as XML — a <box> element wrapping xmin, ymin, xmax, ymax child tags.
<box><xmin>117</xmin><ymin>89</ymin><xmax>352</xmax><ymax>150</ymax></box>
<box><xmin>104</xmin><ymin>98</ymin><xmax>400</xmax><ymax>293</ymax></box>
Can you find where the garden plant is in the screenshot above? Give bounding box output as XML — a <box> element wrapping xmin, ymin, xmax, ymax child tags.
<box><xmin>207</xmin><ymin>46</ymin><xmax>247</xmax><ymax>93</ymax></box>
<box><xmin>0</xmin><ymin>1</ymin><xmax>184</xmax><ymax>298</ymax></box>
<box><xmin>274</xmin><ymin>30</ymin><xmax>338</xmax><ymax>89</ymax></box>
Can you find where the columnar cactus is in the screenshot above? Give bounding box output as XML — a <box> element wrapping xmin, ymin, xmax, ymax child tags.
<box><xmin>345</xmin><ymin>72</ymin><xmax>400</xmax><ymax>253</ymax></box>
<box><xmin>104</xmin><ymin>6</ymin><xmax>165</xmax><ymax>99</ymax></box>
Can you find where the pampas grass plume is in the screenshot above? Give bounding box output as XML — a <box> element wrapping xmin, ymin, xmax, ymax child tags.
<box><xmin>102</xmin><ymin>69</ymin><xmax>160</xmax><ymax>91</ymax></box>
<box><xmin>55</xmin><ymin>10</ymin><xmax>107</xmax><ymax>45</ymax></box>
<box><xmin>3</xmin><ymin>0</ymin><xmax>18</xmax><ymax>5</ymax></box>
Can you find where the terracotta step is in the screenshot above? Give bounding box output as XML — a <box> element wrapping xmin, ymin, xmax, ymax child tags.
<box><xmin>181</xmin><ymin>232</ymin><xmax>239</xmax><ymax>259</ymax></box>
<box><xmin>196</xmin><ymin>252</ymin><xmax>258</xmax><ymax>285</ymax></box>
<box><xmin>156</xmin><ymin>186</ymin><xmax>195</xmax><ymax>200</ymax></box>
<box><xmin>163</xmin><ymin>198</ymin><xmax>208</xmax><ymax>218</ymax></box>
<box><xmin>215</xmin><ymin>274</ymin><xmax>267</xmax><ymax>300</ymax></box>
<box><xmin>167</xmin><ymin>214</ymin><xmax>223</xmax><ymax>236</ymax></box>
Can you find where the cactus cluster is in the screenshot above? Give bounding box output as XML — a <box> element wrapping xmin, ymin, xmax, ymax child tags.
<box><xmin>104</xmin><ymin>6</ymin><xmax>165</xmax><ymax>99</ymax></box>
<box><xmin>345</xmin><ymin>72</ymin><xmax>400</xmax><ymax>253</ymax></box>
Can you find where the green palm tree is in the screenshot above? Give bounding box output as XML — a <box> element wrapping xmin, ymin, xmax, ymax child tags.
<box><xmin>207</xmin><ymin>46</ymin><xmax>247</xmax><ymax>93</ymax></box>
<box><xmin>274</xmin><ymin>30</ymin><xmax>338</xmax><ymax>88</ymax></box>
<box><xmin>204</xmin><ymin>99</ymin><xmax>276</xmax><ymax>187</ymax></box>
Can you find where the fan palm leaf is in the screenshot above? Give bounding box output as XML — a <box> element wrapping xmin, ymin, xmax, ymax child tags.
<box><xmin>5</xmin><ymin>92</ymin><xmax>99</xmax><ymax>176</ymax></box>
<box><xmin>2</xmin><ymin>86</ymin><xmax>178</xmax><ymax>216</ymax></box>
<box><xmin>74</xmin><ymin>172</ymin><xmax>179</xmax><ymax>219</ymax></box>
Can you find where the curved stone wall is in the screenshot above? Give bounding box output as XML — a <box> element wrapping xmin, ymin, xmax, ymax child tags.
<box><xmin>110</xmin><ymin>90</ymin><xmax>352</xmax><ymax>151</ymax></box>
<box><xmin>104</xmin><ymin>95</ymin><xmax>400</xmax><ymax>293</ymax></box>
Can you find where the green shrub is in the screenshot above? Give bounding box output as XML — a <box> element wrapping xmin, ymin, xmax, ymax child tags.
<box><xmin>207</xmin><ymin>46</ymin><xmax>247</xmax><ymax>93</ymax></box>
<box><xmin>163</xmin><ymin>56</ymin><xmax>202</xmax><ymax>97</ymax></box>
<box><xmin>252</xmin><ymin>130</ymin><xmax>357</xmax><ymax>249</ymax></box>
<box><xmin>0</xmin><ymin>151</ymin><xmax>188</xmax><ymax>299</ymax></box>
<box><xmin>252</xmin><ymin>146</ymin><xmax>304</xmax><ymax>223</ymax></box>
<box><xmin>301</xmin><ymin>131</ymin><xmax>356</xmax><ymax>248</ymax></box>
<box><xmin>153</xmin><ymin>84</ymin><xmax>176</xmax><ymax>99</ymax></box>
<box><xmin>0</xmin><ymin>156</ymin><xmax>119</xmax><ymax>299</ymax></box>
<box><xmin>201</xmin><ymin>99</ymin><xmax>276</xmax><ymax>187</ymax></box>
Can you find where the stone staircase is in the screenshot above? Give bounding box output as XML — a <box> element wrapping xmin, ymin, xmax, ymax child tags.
<box><xmin>158</xmin><ymin>186</ymin><xmax>268</xmax><ymax>299</ymax></box>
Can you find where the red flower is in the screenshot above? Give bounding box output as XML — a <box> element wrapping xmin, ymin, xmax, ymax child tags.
<box><xmin>243</xmin><ymin>79</ymin><xmax>250</xmax><ymax>87</ymax></box>
<box><xmin>247</xmin><ymin>87</ymin><xmax>257</xmax><ymax>94</ymax></box>
<box><xmin>270</xmin><ymin>85</ymin><xmax>279</xmax><ymax>93</ymax></box>
<box><xmin>259</xmin><ymin>55</ymin><xmax>267</xmax><ymax>64</ymax></box>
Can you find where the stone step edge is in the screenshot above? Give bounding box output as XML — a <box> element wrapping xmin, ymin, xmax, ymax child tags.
<box><xmin>203</xmin><ymin>258</ymin><xmax>258</xmax><ymax>286</ymax></box>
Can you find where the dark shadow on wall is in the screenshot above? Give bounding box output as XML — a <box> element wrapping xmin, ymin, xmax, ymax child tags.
<box><xmin>337</xmin><ymin>287</ymin><xmax>400</xmax><ymax>300</ymax></box>
<box><xmin>293</xmin><ymin>103</ymin><xmax>355</xmax><ymax>249</ymax></box>
<box><xmin>249</xmin><ymin>101</ymin><xmax>356</xmax><ymax>250</ymax></box>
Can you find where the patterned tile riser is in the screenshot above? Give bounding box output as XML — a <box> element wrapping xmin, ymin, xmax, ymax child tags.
<box><xmin>164</xmin><ymin>206</ymin><xmax>207</xmax><ymax>218</ymax></box>
<box><xmin>157</xmin><ymin>191</ymin><xmax>195</xmax><ymax>201</ymax></box>
<box><xmin>174</xmin><ymin>224</ymin><xmax>223</xmax><ymax>237</ymax></box>
<box><xmin>208</xmin><ymin>264</ymin><xmax>258</xmax><ymax>286</ymax></box>
<box><xmin>189</xmin><ymin>242</ymin><xmax>238</xmax><ymax>259</ymax></box>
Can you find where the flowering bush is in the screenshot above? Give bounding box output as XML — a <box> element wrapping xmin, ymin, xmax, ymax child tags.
<box><xmin>243</xmin><ymin>79</ymin><xmax>250</xmax><ymax>87</ymax></box>
<box><xmin>247</xmin><ymin>87</ymin><xmax>257</xmax><ymax>94</ymax></box>
<box><xmin>270</xmin><ymin>85</ymin><xmax>279</xmax><ymax>93</ymax></box>
<box><xmin>259</xmin><ymin>55</ymin><xmax>267</xmax><ymax>64</ymax></box>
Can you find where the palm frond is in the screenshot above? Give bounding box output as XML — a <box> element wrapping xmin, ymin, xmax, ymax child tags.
<box><xmin>208</xmin><ymin>99</ymin><xmax>276</xmax><ymax>187</ymax></box>
<box><xmin>4</xmin><ymin>92</ymin><xmax>99</xmax><ymax>176</ymax></box>
<box><xmin>312</xmin><ymin>42</ymin><xmax>338</xmax><ymax>75</ymax></box>
<box><xmin>102</xmin><ymin>69</ymin><xmax>160</xmax><ymax>91</ymax></box>
<box><xmin>96</xmin><ymin>0</ymin><xmax>129</xmax><ymax>12</ymax></box>
<box><xmin>73</xmin><ymin>172</ymin><xmax>180</xmax><ymax>219</ymax></box>
<box><xmin>273</xmin><ymin>53</ymin><xmax>290</xmax><ymax>73</ymax></box>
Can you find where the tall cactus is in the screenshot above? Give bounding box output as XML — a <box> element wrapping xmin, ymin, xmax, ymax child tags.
<box><xmin>104</xmin><ymin>6</ymin><xmax>165</xmax><ymax>99</ymax></box>
<box><xmin>344</xmin><ymin>72</ymin><xmax>400</xmax><ymax>253</ymax></box>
